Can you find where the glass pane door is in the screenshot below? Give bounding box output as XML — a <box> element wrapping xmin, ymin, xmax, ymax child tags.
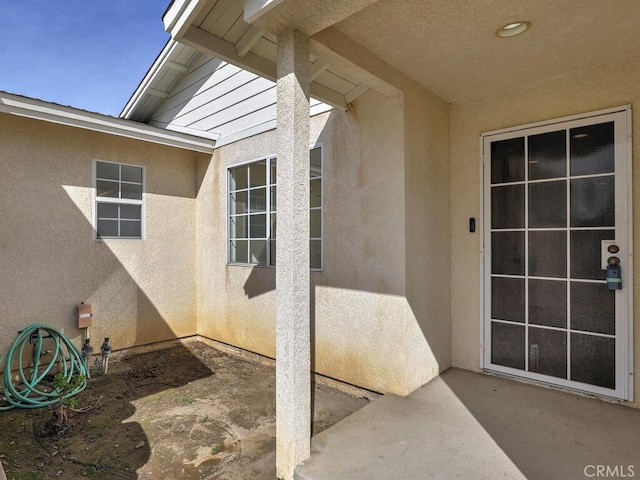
<box><xmin>482</xmin><ymin>109</ymin><xmax>632</xmax><ymax>400</ymax></box>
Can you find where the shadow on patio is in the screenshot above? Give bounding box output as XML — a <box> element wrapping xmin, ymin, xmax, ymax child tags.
<box><xmin>296</xmin><ymin>369</ymin><xmax>640</xmax><ymax>480</ymax></box>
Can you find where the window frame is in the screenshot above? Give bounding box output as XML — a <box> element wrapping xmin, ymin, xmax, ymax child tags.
<box><xmin>226</xmin><ymin>144</ymin><xmax>323</xmax><ymax>271</ymax></box>
<box><xmin>93</xmin><ymin>159</ymin><xmax>146</xmax><ymax>240</ymax></box>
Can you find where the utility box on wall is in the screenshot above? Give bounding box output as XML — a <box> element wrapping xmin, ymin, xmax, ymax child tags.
<box><xmin>78</xmin><ymin>303</ymin><xmax>92</xmax><ymax>328</ymax></box>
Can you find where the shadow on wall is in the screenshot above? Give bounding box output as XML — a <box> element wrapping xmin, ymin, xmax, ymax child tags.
<box><xmin>0</xmin><ymin>115</ymin><xmax>212</xmax><ymax>477</ymax></box>
<box><xmin>237</xmin><ymin>92</ymin><xmax>450</xmax><ymax>387</ymax></box>
<box><xmin>241</xmin><ymin>100</ymin><xmax>405</xmax><ymax>299</ymax></box>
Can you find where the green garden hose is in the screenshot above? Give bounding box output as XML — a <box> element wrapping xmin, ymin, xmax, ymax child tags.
<box><xmin>0</xmin><ymin>324</ymin><xmax>89</xmax><ymax>411</ymax></box>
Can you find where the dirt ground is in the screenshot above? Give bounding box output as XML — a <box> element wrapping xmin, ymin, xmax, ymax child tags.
<box><xmin>0</xmin><ymin>341</ymin><xmax>372</xmax><ymax>479</ymax></box>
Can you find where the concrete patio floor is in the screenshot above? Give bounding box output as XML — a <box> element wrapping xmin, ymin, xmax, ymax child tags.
<box><xmin>296</xmin><ymin>368</ymin><xmax>640</xmax><ymax>480</ymax></box>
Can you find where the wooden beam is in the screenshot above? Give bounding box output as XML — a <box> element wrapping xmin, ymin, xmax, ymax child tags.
<box><xmin>310</xmin><ymin>82</ymin><xmax>347</xmax><ymax>110</ymax></box>
<box><xmin>309</xmin><ymin>59</ymin><xmax>329</xmax><ymax>81</ymax></box>
<box><xmin>311</xmin><ymin>27</ymin><xmax>401</xmax><ymax>98</ymax></box>
<box><xmin>236</xmin><ymin>25</ymin><xmax>264</xmax><ymax>57</ymax></box>
<box><xmin>182</xmin><ymin>25</ymin><xmax>348</xmax><ymax>110</ymax></box>
<box><xmin>182</xmin><ymin>25</ymin><xmax>276</xmax><ymax>80</ymax></box>
<box><xmin>345</xmin><ymin>82</ymin><xmax>369</xmax><ymax>104</ymax></box>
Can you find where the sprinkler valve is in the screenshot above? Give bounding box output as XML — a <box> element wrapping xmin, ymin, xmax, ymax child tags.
<box><xmin>81</xmin><ymin>338</ymin><xmax>93</xmax><ymax>377</ymax></box>
<box><xmin>100</xmin><ymin>338</ymin><xmax>112</xmax><ymax>373</ymax></box>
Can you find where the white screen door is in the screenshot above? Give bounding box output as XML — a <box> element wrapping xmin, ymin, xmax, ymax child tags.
<box><xmin>481</xmin><ymin>107</ymin><xmax>633</xmax><ymax>400</ymax></box>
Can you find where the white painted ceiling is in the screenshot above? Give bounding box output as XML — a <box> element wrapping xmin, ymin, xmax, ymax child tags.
<box><xmin>334</xmin><ymin>0</ymin><xmax>640</xmax><ymax>104</ymax></box>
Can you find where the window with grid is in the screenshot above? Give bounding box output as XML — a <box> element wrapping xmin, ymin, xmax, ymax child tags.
<box><xmin>228</xmin><ymin>147</ymin><xmax>322</xmax><ymax>269</ymax></box>
<box><xmin>94</xmin><ymin>160</ymin><xmax>144</xmax><ymax>239</ymax></box>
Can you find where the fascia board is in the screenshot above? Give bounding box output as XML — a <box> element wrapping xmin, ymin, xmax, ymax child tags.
<box><xmin>164</xmin><ymin>0</ymin><xmax>205</xmax><ymax>40</ymax></box>
<box><xmin>120</xmin><ymin>40</ymin><xmax>180</xmax><ymax>119</ymax></box>
<box><xmin>0</xmin><ymin>92</ymin><xmax>215</xmax><ymax>154</ymax></box>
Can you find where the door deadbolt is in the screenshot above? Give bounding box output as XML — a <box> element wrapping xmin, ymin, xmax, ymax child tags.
<box><xmin>608</xmin><ymin>244</ymin><xmax>620</xmax><ymax>254</ymax></box>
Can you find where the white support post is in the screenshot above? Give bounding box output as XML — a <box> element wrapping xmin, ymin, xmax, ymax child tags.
<box><xmin>275</xmin><ymin>27</ymin><xmax>311</xmax><ymax>480</ymax></box>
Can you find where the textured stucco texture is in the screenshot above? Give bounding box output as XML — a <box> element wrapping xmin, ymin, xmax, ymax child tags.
<box><xmin>0</xmin><ymin>114</ymin><xmax>205</xmax><ymax>357</ymax></box>
<box><xmin>274</xmin><ymin>28</ymin><xmax>312</xmax><ymax>480</ymax></box>
<box><xmin>196</xmin><ymin>63</ymin><xmax>451</xmax><ymax>396</ymax></box>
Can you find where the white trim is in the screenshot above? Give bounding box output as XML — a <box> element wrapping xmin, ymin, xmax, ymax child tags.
<box><xmin>227</xmin><ymin>154</ymin><xmax>277</xmax><ymax>267</ymax></box>
<box><xmin>93</xmin><ymin>159</ymin><xmax>146</xmax><ymax>241</ymax></box>
<box><xmin>623</xmin><ymin>107</ymin><xmax>634</xmax><ymax>401</ymax></box>
<box><xmin>216</xmin><ymin>120</ymin><xmax>277</xmax><ymax>149</ymax></box>
<box><xmin>0</xmin><ymin>91</ymin><xmax>215</xmax><ymax>154</ymax></box>
<box><xmin>480</xmin><ymin>105</ymin><xmax>633</xmax><ymax>401</ymax></box>
<box><xmin>479</xmin><ymin>134</ymin><xmax>487</xmax><ymax>369</ymax></box>
<box><xmin>313</xmin><ymin>142</ymin><xmax>325</xmax><ymax>273</ymax></box>
<box><xmin>163</xmin><ymin>124</ymin><xmax>221</xmax><ymax>141</ymax></box>
<box><xmin>482</xmin><ymin>105</ymin><xmax>631</xmax><ymax>138</ymax></box>
<box><xmin>163</xmin><ymin>0</ymin><xmax>205</xmax><ymax>40</ymax></box>
<box><xmin>225</xmin><ymin>145</ymin><xmax>324</xmax><ymax>271</ymax></box>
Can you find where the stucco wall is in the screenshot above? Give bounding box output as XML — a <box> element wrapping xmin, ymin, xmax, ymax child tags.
<box><xmin>403</xmin><ymin>84</ymin><xmax>452</xmax><ymax>392</ymax></box>
<box><xmin>197</xmin><ymin>82</ymin><xmax>451</xmax><ymax>395</ymax></box>
<box><xmin>450</xmin><ymin>55</ymin><xmax>640</xmax><ymax>406</ymax></box>
<box><xmin>0</xmin><ymin>114</ymin><xmax>203</xmax><ymax>356</ymax></box>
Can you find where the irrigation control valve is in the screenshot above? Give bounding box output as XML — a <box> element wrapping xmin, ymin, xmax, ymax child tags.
<box><xmin>101</xmin><ymin>337</ymin><xmax>112</xmax><ymax>373</ymax></box>
<box><xmin>81</xmin><ymin>338</ymin><xmax>93</xmax><ymax>364</ymax></box>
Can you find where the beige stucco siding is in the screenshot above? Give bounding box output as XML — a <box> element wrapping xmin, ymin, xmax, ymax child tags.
<box><xmin>197</xmin><ymin>83</ymin><xmax>451</xmax><ymax>395</ymax></box>
<box><xmin>0</xmin><ymin>114</ymin><xmax>203</xmax><ymax>356</ymax></box>
<box><xmin>401</xmin><ymin>84</ymin><xmax>452</xmax><ymax>393</ymax></box>
<box><xmin>450</xmin><ymin>55</ymin><xmax>640</xmax><ymax>407</ymax></box>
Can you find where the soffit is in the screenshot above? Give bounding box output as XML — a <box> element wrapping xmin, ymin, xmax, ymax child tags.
<box><xmin>164</xmin><ymin>0</ymin><xmax>369</xmax><ymax>109</ymax></box>
<box><xmin>121</xmin><ymin>41</ymin><xmax>202</xmax><ymax>123</ymax></box>
<box><xmin>335</xmin><ymin>0</ymin><xmax>640</xmax><ymax>104</ymax></box>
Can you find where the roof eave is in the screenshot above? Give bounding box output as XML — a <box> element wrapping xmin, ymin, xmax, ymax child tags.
<box><xmin>0</xmin><ymin>91</ymin><xmax>216</xmax><ymax>154</ymax></box>
<box><xmin>120</xmin><ymin>39</ymin><xmax>178</xmax><ymax>120</ymax></box>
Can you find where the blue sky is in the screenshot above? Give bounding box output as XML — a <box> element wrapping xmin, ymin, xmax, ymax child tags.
<box><xmin>0</xmin><ymin>1</ymin><xmax>170</xmax><ymax>117</ymax></box>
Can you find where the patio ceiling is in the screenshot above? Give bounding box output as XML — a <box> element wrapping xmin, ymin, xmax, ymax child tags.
<box><xmin>165</xmin><ymin>0</ymin><xmax>640</xmax><ymax>106</ymax></box>
<box><xmin>335</xmin><ymin>0</ymin><xmax>640</xmax><ymax>104</ymax></box>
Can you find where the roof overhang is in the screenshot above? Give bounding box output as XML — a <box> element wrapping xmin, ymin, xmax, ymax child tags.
<box><xmin>164</xmin><ymin>0</ymin><xmax>640</xmax><ymax>106</ymax></box>
<box><xmin>120</xmin><ymin>39</ymin><xmax>221</xmax><ymax>142</ymax></box>
<box><xmin>121</xmin><ymin>40</ymin><xmax>185</xmax><ymax>120</ymax></box>
<box><xmin>162</xmin><ymin>0</ymin><xmax>374</xmax><ymax>110</ymax></box>
<box><xmin>0</xmin><ymin>91</ymin><xmax>215</xmax><ymax>154</ymax></box>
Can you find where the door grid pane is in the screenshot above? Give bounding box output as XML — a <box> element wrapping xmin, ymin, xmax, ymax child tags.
<box><xmin>528</xmin><ymin>181</ymin><xmax>566</xmax><ymax>228</ymax></box>
<box><xmin>528</xmin><ymin>327</ymin><xmax>567</xmax><ymax>379</ymax></box>
<box><xmin>528</xmin><ymin>130</ymin><xmax>566</xmax><ymax>180</ymax></box>
<box><xmin>488</xmin><ymin>117</ymin><xmax>621</xmax><ymax>395</ymax></box>
<box><xmin>491</xmin><ymin>322</ymin><xmax>525</xmax><ymax>370</ymax></box>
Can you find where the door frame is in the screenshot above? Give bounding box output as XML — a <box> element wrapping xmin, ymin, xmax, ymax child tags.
<box><xmin>479</xmin><ymin>105</ymin><xmax>634</xmax><ymax>401</ymax></box>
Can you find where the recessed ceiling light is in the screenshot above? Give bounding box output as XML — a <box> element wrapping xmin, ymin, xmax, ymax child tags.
<box><xmin>572</xmin><ymin>133</ymin><xmax>589</xmax><ymax>139</ymax></box>
<box><xmin>497</xmin><ymin>21</ymin><xmax>531</xmax><ymax>38</ymax></box>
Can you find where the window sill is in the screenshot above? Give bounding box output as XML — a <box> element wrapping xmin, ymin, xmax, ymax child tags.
<box><xmin>226</xmin><ymin>263</ymin><xmax>323</xmax><ymax>273</ymax></box>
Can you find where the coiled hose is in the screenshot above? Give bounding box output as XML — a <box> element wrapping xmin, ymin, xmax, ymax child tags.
<box><xmin>0</xmin><ymin>324</ymin><xmax>89</xmax><ymax>411</ymax></box>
